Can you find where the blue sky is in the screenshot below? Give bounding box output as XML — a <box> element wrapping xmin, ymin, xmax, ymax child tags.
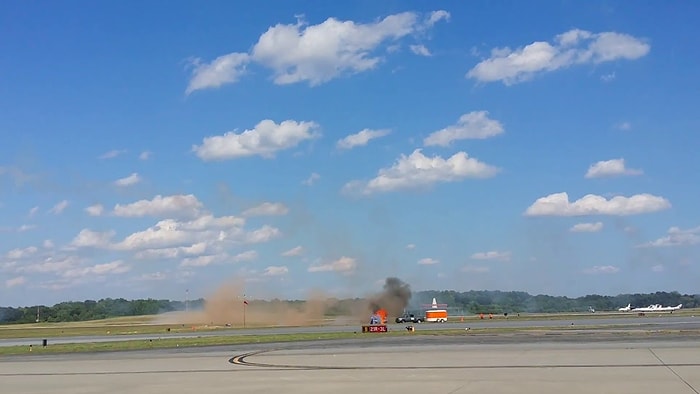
<box><xmin>1</xmin><ymin>1</ymin><xmax>699</xmax><ymax>306</ymax></box>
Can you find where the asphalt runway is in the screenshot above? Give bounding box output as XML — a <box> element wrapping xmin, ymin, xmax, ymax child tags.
<box><xmin>2</xmin><ymin>314</ymin><xmax>698</xmax><ymax>348</ymax></box>
<box><xmin>2</xmin><ymin>335</ymin><xmax>699</xmax><ymax>393</ymax></box>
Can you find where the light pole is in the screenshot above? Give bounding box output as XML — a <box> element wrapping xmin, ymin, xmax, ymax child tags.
<box><xmin>238</xmin><ymin>293</ymin><xmax>248</xmax><ymax>329</ymax></box>
<box><xmin>185</xmin><ymin>289</ymin><xmax>189</xmax><ymax>313</ymax></box>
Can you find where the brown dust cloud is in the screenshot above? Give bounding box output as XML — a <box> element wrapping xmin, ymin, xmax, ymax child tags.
<box><xmin>155</xmin><ymin>277</ymin><xmax>413</xmax><ymax>327</ymax></box>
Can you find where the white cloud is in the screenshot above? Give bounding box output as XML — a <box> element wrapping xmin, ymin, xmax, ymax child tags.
<box><xmin>264</xmin><ymin>265</ymin><xmax>289</xmax><ymax>276</ymax></box>
<box><xmin>49</xmin><ymin>200</ymin><xmax>69</xmax><ymax>215</ymax></box>
<box><xmin>136</xmin><ymin>272</ymin><xmax>167</xmax><ymax>281</ymax></box>
<box><xmin>192</xmin><ymin>119</ymin><xmax>320</xmax><ymax>160</ymax></box>
<box><xmin>467</xmin><ymin>29</ymin><xmax>650</xmax><ymax>85</ymax></box>
<box><xmin>43</xmin><ymin>240</ymin><xmax>54</xmax><ymax>249</ymax></box>
<box><xmin>601</xmin><ymin>72</ymin><xmax>616</xmax><ymax>82</ymax></box>
<box><xmin>99</xmin><ymin>149</ymin><xmax>127</xmax><ymax>159</ymax></box>
<box><xmin>336</xmin><ymin>129</ymin><xmax>390</xmax><ymax>150</ymax></box>
<box><xmin>343</xmin><ymin>149</ymin><xmax>499</xmax><ymax>195</ymax></box>
<box><xmin>302</xmin><ymin>172</ymin><xmax>320</xmax><ymax>186</ymax></box>
<box><xmin>14</xmin><ymin>255</ymin><xmax>84</xmax><ymax>275</ymax></box>
<box><xmin>185</xmin><ymin>52</ymin><xmax>250</xmax><ymax>94</ymax></box>
<box><xmin>245</xmin><ymin>225</ymin><xmax>282</xmax><ymax>244</ymax></box>
<box><xmin>423</xmin><ymin>111</ymin><xmax>505</xmax><ymax>147</ymax></box>
<box><xmin>139</xmin><ymin>151</ymin><xmax>152</xmax><ymax>160</ymax></box>
<box><xmin>69</xmin><ymin>229</ymin><xmax>116</xmax><ymax>248</ymax></box>
<box><xmin>85</xmin><ymin>204</ymin><xmax>104</xmax><ymax>217</ymax></box>
<box><xmin>28</xmin><ymin>206</ymin><xmax>39</xmax><ymax>217</ymax></box>
<box><xmin>251</xmin><ymin>12</ymin><xmax>443</xmax><ymax>86</ymax></box>
<box><xmin>111</xmin><ymin>215</ymin><xmax>247</xmax><ymax>252</ymax></box>
<box><xmin>570</xmin><ymin>222</ymin><xmax>604</xmax><ymax>232</ymax></box>
<box><xmin>651</xmin><ymin>264</ymin><xmax>665</xmax><ymax>272</ymax></box>
<box><xmin>470</xmin><ymin>251</ymin><xmax>511</xmax><ymax>262</ymax></box>
<box><xmin>410</xmin><ymin>44</ymin><xmax>431</xmax><ymax>56</ymax></box>
<box><xmin>617</xmin><ymin>122</ymin><xmax>632</xmax><ymax>131</ymax></box>
<box><xmin>113</xmin><ymin>194</ymin><xmax>203</xmax><ymax>218</ymax></box>
<box><xmin>114</xmin><ymin>173</ymin><xmax>142</xmax><ymax>187</ymax></box>
<box><xmin>134</xmin><ymin>242</ymin><xmax>209</xmax><ymax>260</ymax></box>
<box><xmin>524</xmin><ymin>192</ymin><xmax>671</xmax><ymax>216</ymax></box>
<box><xmin>639</xmin><ymin>226</ymin><xmax>700</xmax><ymax>248</ymax></box>
<box><xmin>584</xmin><ymin>265</ymin><xmax>620</xmax><ymax>274</ymax></box>
<box><xmin>425</xmin><ymin>10</ymin><xmax>451</xmax><ymax>27</ymax></box>
<box><xmin>180</xmin><ymin>250</ymin><xmax>257</xmax><ymax>268</ymax></box>
<box><xmin>308</xmin><ymin>256</ymin><xmax>357</xmax><ymax>273</ymax></box>
<box><xmin>5</xmin><ymin>276</ymin><xmax>26</xmax><ymax>288</ymax></box>
<box><xmin>585</xmin><ymin>158</ymin><xmax>643</xmax><ymax>178</ymax></box>
<box><xmin>63</xmin><ymin>260</ymin><xmax>131</xmax><ymax>279</ymax></box>
<box><xmin>186</xmin><ymin>11</ymin><xmax>449</xmax><ymax>92</ymax></box>
<box><xmin>281</xmin><ymin>246</ymin><xmax>304</xmax><ymax>257</ymax></box>
<box><xmin>418</xmin><ymin>257</ymin><xmax>439</xmax><ymax>265</ymax></box>
<box><xmin>7</xmin><ymin>246</ymin><xmax>39</xmax><ymax>259</ymax></box>
<box><xmin>242</xmin><ymin>202</ymin><xmax>289</xmax><ymax>217</ymax></box>
<box><xmin>461</xmin><ymin>265</ymin><xmax>489</xmax><ymax>273</ymax></box>
<box><xmin>406</xmin><ymin>243</ymin><xmax>416</xmax><ymax>250</ymax></box>
<box><xmin>17</xmin><ymin>224</ymin><xmax>36</xmax><ymax>232</ymax></box>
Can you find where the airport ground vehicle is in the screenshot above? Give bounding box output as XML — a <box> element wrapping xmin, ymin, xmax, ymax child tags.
<box><xmin>395</xmin><ymin>313</ymin><xmax>425</xmax><ymax>323</ymax></box>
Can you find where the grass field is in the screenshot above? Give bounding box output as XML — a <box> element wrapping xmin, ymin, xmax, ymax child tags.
<box><xmin>2</xmin><ymin>308</ymin><xmax>697</xmax><ymax>340</ymax></box>
<box><xmin>2</xmin><ymin>325</ymin><xmax>699</xmax><ymax>357</ymax></box>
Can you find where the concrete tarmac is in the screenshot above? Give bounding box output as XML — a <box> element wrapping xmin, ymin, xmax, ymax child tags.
<box><xmin>2</xmin><ymin>314</ymin><xmax>698</xmax><ymax>347</ymax></box>
<box><xmin>2</xmin><ymin>336</ymin><xmax>699</xmax><ymax>393</ymax></box>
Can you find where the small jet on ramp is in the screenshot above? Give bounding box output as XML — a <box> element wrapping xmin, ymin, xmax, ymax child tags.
<box><xmin>618</xmin><ymin>304</ymin><xmax>631</xmax><ymax>312</ymax></box>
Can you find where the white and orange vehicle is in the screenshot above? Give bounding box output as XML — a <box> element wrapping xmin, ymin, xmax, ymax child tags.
<box><xmin>423</xmin><ymin>298</ymin><xmax>448</xmax><ymax>322</ymax></box>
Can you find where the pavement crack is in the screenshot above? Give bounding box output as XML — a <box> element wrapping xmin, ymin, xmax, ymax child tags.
<box><xmin>648</xmin><ymin>348</ymin><xmax>699</xmax><ymax>394</ymax></box>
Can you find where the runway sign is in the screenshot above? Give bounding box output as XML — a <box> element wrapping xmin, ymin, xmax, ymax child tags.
<box><xmin>361</xmin><ymin>325</ymin><xmax>388</xmax><ymax>333</ymax></box>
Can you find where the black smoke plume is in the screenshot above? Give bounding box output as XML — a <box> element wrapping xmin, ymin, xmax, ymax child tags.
<box><xmin>368</xmin><ymin>277</ymin><xmax>412</xmax><ymax>316</ymax></box>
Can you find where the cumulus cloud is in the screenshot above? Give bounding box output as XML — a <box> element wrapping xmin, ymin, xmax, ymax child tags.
<box><xmin>406</xmin><ymin>243</ymin><xmax>416</xmax><ymax>250</ymax></box>
<box><xmin>524</xmin><ymin>192</ymin><xmax>671</xmax><ymax>216</ymax></box>
<box><xmin>584</xmin><ymin>265</ymin><xmax>620</xmax><ymax>274</ymax></box>
<box><xmin>308</xmin><ymin>256</ymin><xmax>357</xmax><ymax>273</ymax></box>
<box><xmin>113</xmin><ymin>194</ymin><xmax>203</xmax><ymax>218</ymax></box>
<box><xmin>114</xmin><ymin>173</ymin><xmax>142</xmax><ymax>187</ymax></box>
<box><xmin>192</xmin><ymin>119</ymin><xmax>320</xmax><ymax>160</ymax></box>
<box><xmin>180</xmin><ymin>250</ymin><xmax>257</xmax><ymax>268</ymax></box>
<box><xmin>7</xmin><ymin>246</ymin><xmax>39</xmax><ymax>259</ymax></box>
<box><xmin>570</xmin><ymin>222</ymin><xmax>604</xmax><ymax>232</ymax></box>
<box><xmin>185</xmin><ymin>52</ymin><xmax>250</xmax><ymax>94</ymax></box>
<box><xmin>423</xmin><ymin>111</ymin><xmax>504</xmax><ymax>147</ymax></box>
<box><xmin>302</xmin><ymin>172</ymin><xmax>320</xmax><ymax>186</ymax></box>
<box><xmin>5</xmin><ymin>276</ymin><xmax>26</xmax><ymax>288</ymax></box>
<box><xmin>343</xmin><ymin>149</ymin><xmax>499</xmax><ymax>195</ymax></box>
<box><xmin>185</xmin><ymin>11</ymin><xmax>449</xmax><ymax>92</ymax></box>
<box><xmin>264</xmin><ymin>265</ymin><xmax>289</xmax><ymax>276</ymax></box>
<box><xmin>99</xmin><ymin>149</ymin><xmax>127</xmax><ymax>159</ymax></box>
<box><xmin>49</xmin><ymin>200</ymin><xmax>69</xmax><ymax>215</ymax></box>
<box><xmin>336</xmin><ymin>129</ymin><xmax>390</xmax><ymax>150</ymax></box>
<box><xmin>85</xmin><ymin>204</ymin><xmax>104</xmax><ymax>217</ymax></box>
<box><xmin>470</xmin><ymin>251</ymin><xmax>511</xmax><ymax>262</ymax></box>
<box><xmin>638</xmin><ymin>226</ymin><xmax>700</xmax><ymax>248</ymax></box>
<box><xmin>410</xmin><ymin>44</ymin><xmax>432</xmax><ymax>56</ymax></box>
<box><xmin>467</xmin><ymin>28</ymin><xmax>650</xmax><ymax>85</ymax></box>
<box><xmin>69</xmin><ymin>229</ymin><xmax>116</xmax><ymax>249</ymax></box>
<box><xmin>242</xmin><ymin>202</ymin><xmax>289</xmax><ymax>217</ymax></box>
<box><xmin>63</xmin><ymin>260</ymin><xmax>131</xmax><ymax>279</ymax></box>
<box><xmin>281</xmin><ymin>246</ymin><xmax>304</xmax><ymax>257</ymax></box>
<box><xmin>418</xmin><ymin>257</ymin><xmax>439</xmax><ymax>265</ymax></box>
<box><xmin>584</xmin><ymin>158</ymin><xmax>643</xmax><ymax>178</ymax></box>
<box><xmin>139</xmin><ymin>151</ymin><xmax>152</xmax><ymax>160</ymax></box>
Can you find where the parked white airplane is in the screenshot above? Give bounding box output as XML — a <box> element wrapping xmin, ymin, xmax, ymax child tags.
<box><xmin>618</xmin><ymin>304</ymin><xmax>631</xmax><ymax>312</ymax></box>
<box><xmin>627</xmin><ymin>303</ymin><xmax>683</xmax><ymax>313</ymax></box>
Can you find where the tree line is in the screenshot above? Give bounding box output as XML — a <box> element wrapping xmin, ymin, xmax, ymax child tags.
<box><xmin>1</xmin><ymin>290</ymin><xmax>698</xmax><ymax>324</ymax></box>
